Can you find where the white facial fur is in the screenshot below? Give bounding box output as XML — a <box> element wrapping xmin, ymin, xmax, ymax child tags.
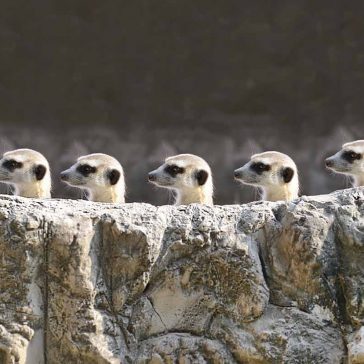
<box><xmin>61</xmin><ymin>153</ymin><xmax>125</xmax><ymax>203</ymax></box>
<box><xmin>148</xmin><ymin>153</ymin><xmax>213</xmax><ymax>205</ymax></box>
<box><xmin>234</xmin><ymin>151</ymin><xmax>299</xmax><ymax>202</ymax></box>
<box><xmin>325</xmin><ymin>140</ymin><xmax>364</xmax><ymax>187</ymax></box>
<box><xmin>0</xmin><ymin>148</ymin><xmax>51</xmax><ymax>198</ymax></box>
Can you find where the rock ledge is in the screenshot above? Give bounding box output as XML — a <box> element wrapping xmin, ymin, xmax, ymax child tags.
<box><xmin>0</xmin><ymin>189</ymin><xmax>363</xmax><ymax>363</ymax></box>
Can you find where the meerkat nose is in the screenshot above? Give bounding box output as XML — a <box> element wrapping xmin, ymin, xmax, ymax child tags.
<box><xmin>148</xmin><ymin>172</ymin><xmax>157</xmax><ymax>182</ymax></box>
<box><xmin>234</xmin><ymin>170</ymin><xmax>241</xmax><ymax>179</ymax></box>
<box><xmin>325</xmin><ymin>158</ymin><xmax>334</xmax><ymax>168</ymax></box>
<box><xmin>60</xmin><ymin>171</ymin><xmax>69</xmax><ymax>181</ymax></box>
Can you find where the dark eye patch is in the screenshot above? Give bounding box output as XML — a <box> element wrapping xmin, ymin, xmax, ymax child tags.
<box><xmin>250</xmin><ymin>162</ymin><xmax>271</xmax><ymax>175</ymax></box>
<box><xmin>76</xmin><ymin>164</ymin><xmax>97</xmax><ymax>176</ymax></box>
<box><xmin>2</xmin><ymin>159</ymin><xmax>23</xmax><ymax>172</ymax></box>
<box><xmin>164</xmin><ymin>164</ymin><xmax>185</xmax><ymax>177</ymax></box>
<box><xmin>342</xmin><ymin>150</ymin><xmax>362</xmax><ymax>163</ymax></box>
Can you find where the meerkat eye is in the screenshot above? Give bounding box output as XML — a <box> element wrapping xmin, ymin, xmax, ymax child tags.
<box><xmin>165</xmin><ymin>164</ymin><xmax>185</xmax><ymax>177</ymax></box>
<box><xmin>2</xmin><ymin>159</ymin><xmax>23</xmax><ymax>172</ymax></box>
<box><xmin>77</xmin><ymin>164</ymin><xmax>97</xmax><ymax>176</ymax></box>
<box><xmin>342</xmin><ymin>150</ymin><xmax>361</xmax><ymax>163</ymax></box>
<box><xmin>250</xmin><ymin>162</ymin><xmax>270</xmax><ymax>174</ymax></box>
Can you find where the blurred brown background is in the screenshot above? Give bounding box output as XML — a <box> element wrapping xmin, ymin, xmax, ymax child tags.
<box><xmin>0</xmin><ymin>1</ymin><xmax>362</xmax><ymax>204</ymax></box>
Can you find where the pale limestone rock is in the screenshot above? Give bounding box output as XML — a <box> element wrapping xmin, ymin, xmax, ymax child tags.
<box><xmin>348</xmin><ymin>327</ymin><xmax>364</xmax><ymax>364</ymax></box>
<box><xmin>0</xmin><ymin>188</ymin><xmax>362</xmax><ymax>363</ymax></box>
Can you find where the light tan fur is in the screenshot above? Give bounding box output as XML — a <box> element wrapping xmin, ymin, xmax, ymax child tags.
<box><xmin>234</xmin><ymin>151</ymin><xmax>299</xmax><ymax>202</ymax></box>
<box><xmin>0</xmin><ymin>149</ymin><xmax>51</xmax><ymax>198</ymax></box>
<box><xmin>326</xmin><ymin>140</ymin><xmax>364</xmax><ymax>187</ymax></box>
<box><xmin>61</xmin><ymin>153</ymin><xmax>125</xmax><ymax>203</ymax></box>
<box><xmin>148</xmin><ymin>153</ymin><xmax>213</xmax><ymax>205</ymax></box>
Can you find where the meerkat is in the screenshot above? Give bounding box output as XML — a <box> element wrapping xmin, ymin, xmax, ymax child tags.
<box><xmin>60</xmin><ymin>153</ymin><xmax>125</xmax><ymax>203</ymax></box>
<box><xmin>234</xmin><ymin>151</ymin><xmax>299</xmax><ymax>202</ymax></box>
<box><xmin>148</xmin><ymin>153</ymin><xmax>213</xmax><ymax>205</ymax></box>
<box><xmin>0</xmin><ymin>148</ymin><xmax>51</xmax><ymax>198</ymax></box>
<box><xmin>325</xmin><ymin>140</ymin><xmax>364</xmax><ymax>187</ymax></box>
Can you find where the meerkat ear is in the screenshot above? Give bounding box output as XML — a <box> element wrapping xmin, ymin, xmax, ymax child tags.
<box><xmin>196</xmin><ymin>169</ymin><xmax>209</xmax><ymax>186</ymax></box>
<box><xmin>107</xmin><ymin>169</ymin><xmax>121</xmax><ymax>185</ymax></box>
<box><xmin>282</xmin><ymin>167</ymin><xmax>294</xmax><ymax>183</ymax></box>
<box><xmin>34</xmin><ymin>164</ymin><xmax>47</xmax><ymax>181</ymax></box>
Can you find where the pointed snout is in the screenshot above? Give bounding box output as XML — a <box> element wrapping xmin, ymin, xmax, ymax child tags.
<box><xmin>234</xmin><ymin>169</ymin><xmax>243</xmax><ymax>179</ymax></box>
<box><xmin>148</xmin><ymin>172</ymin><xmax>157</xmax><ymax>182</ymax></box>
<box><xmin>325</xmin><ymin>158</ymin><xmax>334</xmax><ymax>168</ymax></box>
<box><xmin>60</xmin><ymin>170</ymin><xmax>69</xmax><ymax>181</ymax></box>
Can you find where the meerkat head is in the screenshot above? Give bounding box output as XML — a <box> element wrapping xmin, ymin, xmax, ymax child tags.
<box><xmin>325</xmin><ymin>140</ymin><xmax>364</xmax><ymax>187</ymax></box>
<box><xmin>148</xmin><ymin>153</ymin><xmax>213</xmax><ymax>205</ymax></box>
<box><xmin>0</xmin><ymin>148</ymin><xmax>51</xmax><ymax>198</ymax></box>
<box><xmin>234</xmin><ymin>151</ymin><xmax>299</xmax><ymax>202</ymax></box>
<box><xmin>60</xmin><ymin>153</ymin><xmax>125</xmax><ymax>203</ymax></box>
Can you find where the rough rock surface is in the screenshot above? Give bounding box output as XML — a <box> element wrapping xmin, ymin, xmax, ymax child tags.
<box><xmin>0</xmin><ymin>188</ymin><xmax>363</xmax><ymax>363</ymax></box>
